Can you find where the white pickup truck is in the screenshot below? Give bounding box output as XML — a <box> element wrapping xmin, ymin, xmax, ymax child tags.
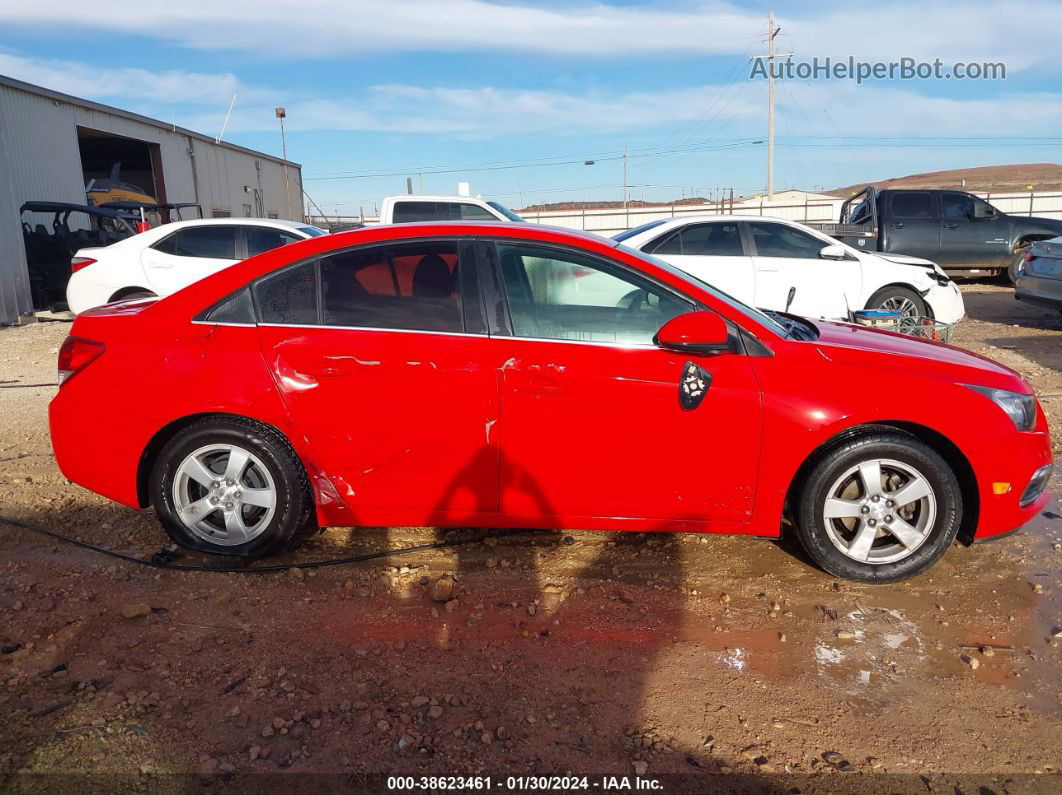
<box><xmin>378</xmin><ymin>195</ymin><xmax>525</xmax><ymax>224</ymax></box>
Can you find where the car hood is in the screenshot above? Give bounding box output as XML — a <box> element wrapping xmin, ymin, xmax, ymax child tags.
<box><xmin>810</xmin><ymin>319</ymin><xmax>1029</xmax><ymax>391</ymax></box>
<box><xmin>875</xmin><ymin>252</ymin><xmax>936</xmax><ymax>267</ymax></box>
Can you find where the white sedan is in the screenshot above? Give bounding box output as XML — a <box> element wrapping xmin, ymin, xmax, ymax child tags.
<box><xmin>614</xmin><ymin>216</ymin><xmax>964</xmax><ymax>323</ymax></box>
<box><xmin>67</xmin><ymin>218</ymin><xmax>327</xmax><ymax>315</ymax></box>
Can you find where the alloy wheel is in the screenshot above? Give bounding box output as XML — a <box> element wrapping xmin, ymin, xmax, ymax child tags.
<box><xmin>879</xmin><ymin>295</ymin><xmax>920</xmax><ymax>317</ymax></box>
<box><xmin>821</xmin><ymin>458</ymin><xmax>937</xmax><ymax>565</ymax></box>
<box><xmin>172</xmin><ymin>443</ymin><xmax>277</xmax><ymax>546</ymax></box>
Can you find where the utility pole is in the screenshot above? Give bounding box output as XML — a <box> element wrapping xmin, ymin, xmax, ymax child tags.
<box><xmin>623</xmin><ymin>145</ymin><xmax>629</xmax><ymax>226</ymax></box>
<box><xmin>275</xmin><ymin>107</ymin><xmax>292</xmax><ymax>219</ymax></box>
<box><xmin>766</xmin><ymin>12</ymin><xmax>780</xmax><ymax>200</ymax></box>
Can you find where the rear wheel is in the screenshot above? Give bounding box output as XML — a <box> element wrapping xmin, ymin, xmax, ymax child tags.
<box><xmin>866</xmin><ymin>286</ymin><xmax>926</xmax><ymax>318</ymax></box>
<box><xmin>150</xmin><ymin>417</ymin><xmax>314</xmax><ymax>557</ymax></box>
<box><xmin>795</xmin><ymin>432</ymin><xmax>961</xmax><ymax>582</ymax></box>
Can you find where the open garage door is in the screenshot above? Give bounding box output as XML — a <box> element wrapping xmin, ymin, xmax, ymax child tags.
<box><xmin>78</xmin><ymin>127</ymin><xmax>167</xmax><ymax>209</ymax></box>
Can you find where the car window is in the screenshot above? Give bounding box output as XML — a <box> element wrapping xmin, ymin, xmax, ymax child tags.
<box><xmin>153</xmin><ymin>226</ymin><xmax>237</xmax><ymax>259</ymax></box>
<box><xmin>319</xmin><ymin>241</ymin><xmax>464</xmax><ymax>333</ymax></box>
<box><xmin>941</xmin><ymin>193</ymin><xmax>974</xmax><ymax>221</ymax></box>
<box><xmin>199</xmin><ymin>288</ymin><xmax>255</xmax><ymax>324</ymax></box>
<box><xmin>246</xmin><ymin>226</ymin><xmax>304</xmax><ymax>257</ymax></box>
<box><xmin>255</xmin><ymin>262</ymin><xmax>318</xmax><ymax>325</ymax></box>
<box><xmin>649</xmin><ymin>222</ymin><xmax>743</xmax><ymax>256</ymax></box>
<box><xmin>747</xmin><ymin>222</ymin><xmax>825</xmax><ymax>259</ymax></box>
<box><xmin>391</xmin><ymin>202</ymin><xmax>448</xmax><ymax>223</ymax></box>
<box><xmin>891</xmin><ymin>192</ymin><xmax>933</xmax><ymax>219</ymax></box>
<box><xmin>457</xmin><ymin>204</ymin><xmax>496</xmax><ymax>221</ymax></box>
<box><xmin>497</xmin><ymin>243</ymin><xmax>690</xmax><ymax>345</ymax></box>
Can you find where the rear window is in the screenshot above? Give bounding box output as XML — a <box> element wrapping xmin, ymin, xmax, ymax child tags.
<box><xmin>612</xmin><ymin>219</ymin><xmax>669</xmax><ymax>242</ymax></box>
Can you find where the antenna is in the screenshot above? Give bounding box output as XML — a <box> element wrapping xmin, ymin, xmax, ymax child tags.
<box><xmin>216</xmin><ymin>91</ymin><xmax>237</xmax><ymax>144</ymax></box>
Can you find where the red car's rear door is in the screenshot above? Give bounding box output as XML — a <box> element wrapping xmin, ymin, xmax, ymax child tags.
<box><xmin>254</xmin><ymin>238</ymin><xmax>499</xmax><ymax>524</ymax></box>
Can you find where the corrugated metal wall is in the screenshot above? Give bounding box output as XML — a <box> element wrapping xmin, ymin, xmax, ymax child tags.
<box><xmin>0</xmin><ymin>104</ymin><xmax>32</xmax><ymax>322</ymax></box>
<box><xmin>0</xmin><ymin>79</ymin><xmax>302</xmax><ymax>324</ymax></box>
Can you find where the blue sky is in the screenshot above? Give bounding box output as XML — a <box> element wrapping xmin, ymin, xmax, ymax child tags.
<box><xmin>2</xmin><ymin>0</ymin><xmax>1060</xmax><ymax>214</ymax></box>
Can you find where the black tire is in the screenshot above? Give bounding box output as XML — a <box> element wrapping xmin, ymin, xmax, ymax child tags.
<box><xmin>1004</xmin><ymin>250</ymin><xmax>1025</xmax><ymax>285</ymax></box>
<box><xmin>865</xmin><ymin>285</ymin><xmax>927</xmax><ymax>318</ymax></box>
<box><xmin>149</xmin><ymin>416</ymin><xmax>314</xmax><ymax>557</ymax></box>
<box><xmin>794</xmin><ymin>431</ymin><xmax>961</xmax><ymax>583</ymax></box>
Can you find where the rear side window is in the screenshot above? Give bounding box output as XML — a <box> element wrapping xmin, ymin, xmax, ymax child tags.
<box><xmin>649</xmin><ymin>223</ymin><xmax>743</xmax><ymax>256</ymax></box>
<box><xmin>153</xmin><ymin>226</ymin><xmax>237</xmax><ymax>258</ymax></box>
<box><xmin>891</xmin><ymin>192</ymin><xmax>933</xmax><ymax>219</ymax></box>
<box><xmin>255</xmin><ymin>262</ymin><xmax>317</xmax><ymax>325</ymax></box>
<box><xmin>320</xmin><ymin>241</ymin><xmax>463</xmax><ymax>333</ymax></box>
<box><xmin>246</xmin><ymin>226</ymin><xmax>304</xmax><ymax>257</ymax></box>
<box><xmin>391</xmin><ymin>202</ymin><xmax>447</xmax><ymax>223</ymax></box>
<box><xmin>199</xmin><ymin>288</ymin><xmax>255</xmax><ymax>324</ymax></box>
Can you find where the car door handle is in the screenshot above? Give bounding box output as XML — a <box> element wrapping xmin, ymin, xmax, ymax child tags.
<box><xmin>942</xmin><ymin>223</ymin><xmax>960</xmax><ymax>229</ymax></box>
<box><xmin>146</xmin><ymin>261</ymin><xmax>173</xmax><ymax>269</ymax></box>
<box><xmin>889</xmin><ymin>223</ymin><xmax>904</xmax><ymax>229</ymax></box>
<box><xmin>755</xmin><ymin>265</ymin><xmax>778</xmax><ymax>272</ymax></box>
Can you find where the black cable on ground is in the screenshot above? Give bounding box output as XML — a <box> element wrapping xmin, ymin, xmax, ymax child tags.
<box><xmin>0</xmin><ymin>514</ymin><xmax>538</xmax><ymax>574</ymax></box>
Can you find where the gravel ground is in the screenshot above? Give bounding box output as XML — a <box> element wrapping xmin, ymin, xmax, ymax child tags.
<box><xmin>0</xmin><ymin>283</ymin><xmax>1059</xmax><ymax>789</ymax></box>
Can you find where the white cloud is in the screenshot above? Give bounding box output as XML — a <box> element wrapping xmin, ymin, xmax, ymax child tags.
<box><xmin>1</xmin><ymin>0</ymin><xmax>1059</xmax><ymax>70</ymax></box>
<box><xmin>0</xmin><ymin>52</ymin><xmax>266</xmax><ymax>105</ymax></box>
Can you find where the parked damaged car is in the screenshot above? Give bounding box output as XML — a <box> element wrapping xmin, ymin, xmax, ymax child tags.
<box><xmin>49</xmin><ymin>223</ymin><xmax>1052</xmax><ymax>582</ymax></box>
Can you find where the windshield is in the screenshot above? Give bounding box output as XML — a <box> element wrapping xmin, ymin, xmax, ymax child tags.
<box><xmin>612</xmin><ymin>219</ymin><xmax>669</xmax><ymax>242</ymax></box>
<box><xmin>615</xmin><ymin>242</ymin><xmax>789</xmax><ymax>338</ymax></box>
<box><xmin>486</xmin><ymin>201</ymin><xmax>525</xmax><ymax>222</ymax></box>
<box><xmin>298</xmin><ymin>226</ymin><xmax>328</xmax><ymax>237</ymax></box>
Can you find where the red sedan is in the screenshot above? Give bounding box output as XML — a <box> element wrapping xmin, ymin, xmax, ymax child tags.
<box><xmin>49</xmin><ymin>223</ymin><xmax>1052</xmax><ymax>581</ymax></box>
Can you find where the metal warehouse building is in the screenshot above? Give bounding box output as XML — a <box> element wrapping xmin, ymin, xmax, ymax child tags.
<box><xmin>0</xmin><ymin>75</ymin><xmax>303</xmax><ymax>325</ymax></box>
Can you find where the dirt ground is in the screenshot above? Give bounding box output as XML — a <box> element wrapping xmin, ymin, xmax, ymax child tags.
<box><xmin>0</xmin><ymin>283</ymin><xmax>1059</xmax><ymax>791</ymax></box>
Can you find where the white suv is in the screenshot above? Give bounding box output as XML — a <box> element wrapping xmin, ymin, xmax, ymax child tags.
<box><xmin>66</xmin><ymin>218</ymin><xmax>327</xmax><ymax>315</ymax></box>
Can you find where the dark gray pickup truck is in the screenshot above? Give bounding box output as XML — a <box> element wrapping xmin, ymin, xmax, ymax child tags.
<box><xmin>809</xmin><ymin>187</ymin><xmax>1062</xmax><ymax>282</ymax></box>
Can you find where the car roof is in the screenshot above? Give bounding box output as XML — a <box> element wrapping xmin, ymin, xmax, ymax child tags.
<box><xmin>154</xmin><ymin>217</ymin><xmax>319</xmax><ymax>231</ymax></box>
<box><xmin>339</xmin><ymin>221</ymin><xmax>616</xmax><ymax>247</ymax></box>
<box><xmin>383</xmin><ymin>195</ymin><xmax>492</xmax><ymax>203</ymax></box>
<box><xmin>618</xmin><ymin>214</ymin><xmax>806</xmax><ymax>240</ymax></box>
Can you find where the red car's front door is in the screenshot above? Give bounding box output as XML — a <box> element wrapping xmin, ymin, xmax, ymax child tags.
<box><xmin>254</xmin><ymin>239</ymin><xmax>499</xmax><ymax>525</ymax></box>
<box><xmin>488</xmin><ymin>241</ymin><xmax>763</xmax><ymax>533</ymax></box>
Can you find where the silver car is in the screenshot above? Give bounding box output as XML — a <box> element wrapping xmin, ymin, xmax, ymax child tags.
<box><xmin>1015</xmin><ymin>236</ymin><xmax>1062</xmax><ymax>314</ymax></box>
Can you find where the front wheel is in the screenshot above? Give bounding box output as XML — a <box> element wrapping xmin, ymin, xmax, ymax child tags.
<box><xmin>794</xmin><ymin>432</ymin><xmax>961</xmax><ymax>582</ymax></box>
<box><xmin>866</xmin><ymin>286</ymin><xmax>926</xmax><ymax>318</ymax></box>
<box><xmin>150</xmin><ymin>417</ymin><xmax>314</xmax><ymax>557</ymax></box>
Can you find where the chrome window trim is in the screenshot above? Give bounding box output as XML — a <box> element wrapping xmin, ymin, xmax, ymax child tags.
<box><xmin>189</xmin><ymin>320</ymin><xmax>662</xmax><ymax>350</ymax></box>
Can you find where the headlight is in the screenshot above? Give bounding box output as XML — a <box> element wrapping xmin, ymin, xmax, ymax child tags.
<box><xmin>963</xmin><ymin>385</ymin><xmax>1037</xmax><ymax>431</ymax></box>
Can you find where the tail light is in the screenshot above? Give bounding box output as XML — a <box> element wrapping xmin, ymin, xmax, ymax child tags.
<box><xmin>1023</xmin><ymin>251</ymin><xmax>1033</xmax><ymax>263</ymax></box>
<box><xmin>71</xmin><ymin>257</ymin><xmax>96</xmax><ymax>274</ymax></box>
<box><xmin>57</xmin><ymin>336</ymin><xmax>105</xmax><ymax>386</ymax></box>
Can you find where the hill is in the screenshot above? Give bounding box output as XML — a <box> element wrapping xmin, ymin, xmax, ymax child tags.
<box><xmin>829</xmin><ymin>163</ymin><xmax>1062</xmax><ymax>197</ymax></box>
